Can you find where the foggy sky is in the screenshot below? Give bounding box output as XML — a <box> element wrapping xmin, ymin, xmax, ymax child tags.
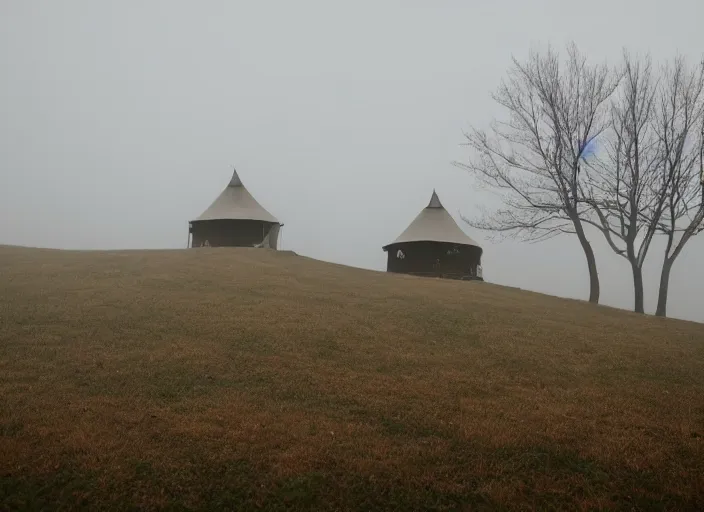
<box><xmin>1</xmin><ymin>1</ymin><xmax>703</xmax><ymax>322</ymax></box>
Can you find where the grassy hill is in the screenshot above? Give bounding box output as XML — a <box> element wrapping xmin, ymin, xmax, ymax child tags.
<box><xmin>1</xmin><ymin>245</ymin><xmax>703</xmax><ymax>510</ymax></box>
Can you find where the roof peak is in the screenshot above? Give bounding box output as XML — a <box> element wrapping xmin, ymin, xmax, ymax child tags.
<box><xmin>427</xmin><ymin>189</ymin><xmax>443</xmax><ymax>208</ymax></box>
<box><xmin>191</xmin><ymin>167</ymin><xmax>279</xmax><ymax>223</ymax></box>
<box><xmin>228</xmin><ymin>167</ymin><xmax>243</xmax><ymax>187</ymax></box>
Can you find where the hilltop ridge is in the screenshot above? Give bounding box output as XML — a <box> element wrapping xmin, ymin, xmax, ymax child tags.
<box><xmin>1</xmin><ymin>245</ymin><xmax>703</xmax><ymax>510</ymax></box>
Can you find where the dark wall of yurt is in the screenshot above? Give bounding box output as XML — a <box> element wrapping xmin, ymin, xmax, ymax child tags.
<box><xmin>385</xmin><ymin>242</ymin><xmax>482</xmax><ymax>280</ymax></box>
<box><xmin>190</xmin><ymin>219</ymin><xmax>274</xmax><ymax>248</ymax></box>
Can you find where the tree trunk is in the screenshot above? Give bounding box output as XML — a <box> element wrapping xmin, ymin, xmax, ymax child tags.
<box><xmin>631</xmin><ymin>263</ymin><xmax>645</xmax><ymax>314</ymax></box>
<box><xmin>573</xmin><ymin>218</ymin><xmax>600</xmax><ymax>304</ymax></box>
<box><xmin>655</xmin><ymin>257</ymin><xmax>673</xmax><ymax>317</ymax></box>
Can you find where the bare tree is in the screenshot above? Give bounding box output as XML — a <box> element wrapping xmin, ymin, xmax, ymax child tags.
<box><xmin>580</xmin><ymin>52</ymin><xmax>665</xmax><ymax>314</ymax></box>
<box><xmin>454</xmin><ymin>44</ymin><xmax>618</xmax><ymax>303</ymax></box>
<box><xmin>652</xmin><ymin>58</ymin><xmax>704</xmax><ymax>317</ymax></box>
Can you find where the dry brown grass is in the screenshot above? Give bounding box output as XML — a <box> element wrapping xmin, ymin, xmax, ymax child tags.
<box><xmin>1</xmin><ymin>244</ymin><xmax>703</xmax><ymax>510</ymax></box>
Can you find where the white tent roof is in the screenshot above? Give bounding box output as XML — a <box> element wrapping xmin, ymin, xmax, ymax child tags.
<box><xmin>383</xmin><ymin>190</ymin><xmax>481</xmax><ymax>249</ymax></box>
<box><xmin>192</xmin><ymin>168</ymin><xmax>279</xmax><ymax>223</ymax></box>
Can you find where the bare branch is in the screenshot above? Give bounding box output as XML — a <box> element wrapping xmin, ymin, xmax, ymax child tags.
<box><xmin>453</xmin><ymin>44</ymin><xmax>618</xmax><ymax>303</ymax></box>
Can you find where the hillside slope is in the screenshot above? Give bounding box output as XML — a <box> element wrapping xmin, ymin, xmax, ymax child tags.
<box><xmin>1</xmin><ymin>245</ymin><xmax>703</xmax><ymax>510</ymax></box>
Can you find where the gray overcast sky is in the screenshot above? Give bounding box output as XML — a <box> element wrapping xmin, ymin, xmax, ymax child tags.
<box><xmin>1</xmin><ymin>1</ymin><xmax>703</xmax><ymax>322</ymax></box>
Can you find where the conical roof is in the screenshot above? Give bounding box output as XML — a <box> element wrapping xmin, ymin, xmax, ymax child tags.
<box><xmin>192</xmin><ymin>168</ymin><xmax>279</xmax><ymax>223</ymax></box>
<box><xmin>383</xmin><ymin>190</ymin><xmax>481</xmax><ymax>249</ymax></box>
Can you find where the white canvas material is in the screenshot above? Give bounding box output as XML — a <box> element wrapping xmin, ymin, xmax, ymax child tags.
<box><xmin>193</xmin><ymin>168</ymin><xmax>279</xmax><ymax>223</ymax></box>
<box><xmin>384</xmin><ymin>190</ymin><xmax>481</xmax><ymax>249</ymax></box>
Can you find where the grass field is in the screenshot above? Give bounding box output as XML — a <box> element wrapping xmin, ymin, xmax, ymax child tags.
<box><xmin>1</xmin><ymin>245</ymin><xmax>703</xmax><ymax>510</ymax></box>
